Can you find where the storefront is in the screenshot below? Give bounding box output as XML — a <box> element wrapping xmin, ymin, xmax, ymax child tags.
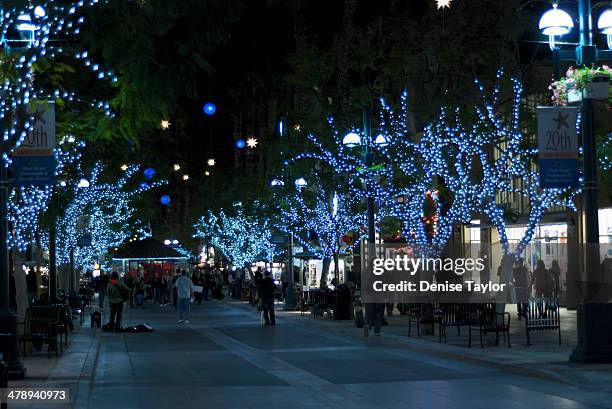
<box><xmin>112</xmin><ymin>238</ymin><xmax>190</xmax><ymax>281</ymax></box>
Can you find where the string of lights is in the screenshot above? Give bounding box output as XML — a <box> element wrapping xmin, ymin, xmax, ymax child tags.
<box><xmin>193</xmin><ymin>202</ymin><xmax>278</xmax><ymax>269</ymax></box>
<box><xmin>54</xmin><ymin>162</ymin><xmax>167</xmax><ymax>269</ymax></box>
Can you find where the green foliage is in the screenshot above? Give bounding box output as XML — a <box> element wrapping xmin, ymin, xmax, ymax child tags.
<box><xmin>80</xmin><ymin>0</ymin><xmax>243</xmax><ymax>142</ymax></box>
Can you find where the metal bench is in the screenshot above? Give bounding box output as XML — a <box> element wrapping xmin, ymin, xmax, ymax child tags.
<box><xmin>525</xmin><ymin>297</ymin><xmax>561</xmax><ymax>346</ymax></box>
<box><xmin>20</xmin><ymin>306</ymin><xmax>62</xmax><ymax>358</ymax></box>
<box><xmin>408</xmin><ymin>303</ymin><xmax>440</xmax><ymax>337</ymax></box>
<box><xmin>472</xmin><ymin>303</ymin><xmax>511</xmax><ymax>348</ymax></box>
<box><xmin>438</xmin><ymin>303</ymin><xmax>480</xmax><ymax>345</ymax></box>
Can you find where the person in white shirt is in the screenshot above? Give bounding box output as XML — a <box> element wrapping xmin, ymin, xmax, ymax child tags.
<box><xmin>174</xmin><ymin>270</ymin><xmax>194</xmax><ymax>323</ymax></box>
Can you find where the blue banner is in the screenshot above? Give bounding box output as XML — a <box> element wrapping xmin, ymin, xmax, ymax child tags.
<box><xmin>539</xmin><ymin>158</ymin><xmax>580</xmax><ymax>189</ymax></box>
<box><xmin>12</xmin><ymin>156</ymin><xmax>56</xmax><ymax>186</ymax></box>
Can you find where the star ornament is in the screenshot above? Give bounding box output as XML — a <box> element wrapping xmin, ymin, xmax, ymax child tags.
<box><xmin>552</xmin><ymin>111</ymin><xmax>569</xmax><ymax>130</ymax></box>
<box><xmin>246</xmin><ymin>138</ymin><xmax>258</xmax><ymax>148</ymax></box>
<box><xmin>436</xmin><ymin>0</ymin><xmax>452</xmax><ymax>9</ymax></box>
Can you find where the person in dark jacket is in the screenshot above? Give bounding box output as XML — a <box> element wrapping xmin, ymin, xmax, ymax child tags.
<box><xmin>107</xmin><ymin>272</ymin><xmax>129</xmax><ymax>332</ymax></box>
<box><xmin>513</xmin><ymin>258</ymin><xmax>530</xmax><ymax>319</ymax></box>
<box><xmin>259</xmin><ymin>271</ymin><xmax>276</xmax><ymax>326</ymax></box>
<box><xmin>26</xmin><ymin>267</ymin><xmax>38</xmax><ymax>305</ymax></box>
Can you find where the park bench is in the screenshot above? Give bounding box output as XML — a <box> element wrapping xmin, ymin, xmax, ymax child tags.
<box><xmin>437</xmin><ymin>303</ymin><xmax>480</xmax><ymax>345</ymax></box>
<box><xmin>525</xmin><ymin>297</ymin><xmax>561</xmax><ymax>346</ymax></box>
<box><xmin>20</xmin><ymin>306</ymin><xmax>63</xmax><ymax>358</ymax></box>
<box><xmin>407</xmin><ymin>303</ymin><xmax>440</xmax><ymax>337</ymax></box>
<box><xmin>68</xmin><ymin>292</ymin><xmax>86</xmax><ymax>325</ymax></box>
<box><xmin>51</xmin><ymin>304</ymin><xmax>73</xmax><ymax>347</ymax></box>
<box><xmin>312</xmin><ymin>289</ymin><xmax>336</xmax><ymax>319</ymax></box>
<box><xmin>471</xmin><ymin>303</ymin><xmax>511</xmax><ymax>348</ymax></box>
<box><xmin>297</xmin><ymin>287</ymin><xmax>315</xmax><ymax>317</ymax></box>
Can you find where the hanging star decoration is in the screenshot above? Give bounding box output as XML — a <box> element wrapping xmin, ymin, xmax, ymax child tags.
<box><xmin>436</xmin><ymin>0</ymin><xmax>452</xmax><ymax>9</ymax></box>
<box><xmin>246</xmin><ymin>138</ymin><xmax>258</xmax><ymax>148</ymax></box>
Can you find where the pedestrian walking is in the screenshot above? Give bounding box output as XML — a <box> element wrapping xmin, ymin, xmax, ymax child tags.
<box><xmin>365</xmin><ymin>303</ymin><xmax>385</xmax><ymax>336</ymax></box>
<box><xmin>534</xmin><ymin>260</ymin><xmax>553</xmax><ymax>298</ymax></box>
<box><xmin>174</xmin><ymin>270</ymin><xmax>194</xmax><ymax>323</ymax></box>
<box><xmin>280</xmin><ymin>268</ymin><xmax>289</xmax><ymax>302</ymax></box>
<box><xmin>172</xmin><ymin>269</ymin><xmax>180</xmax><ymax>308</ymax></box>
<box><xmin>26</xmin><ymin>267</ymin><xmax>38</xmax><ymax>306</ymax></box>
<box><xmin>106</xmin><ymin>272</ymin><xmax>130</xmax><ymax>332</ymax></box>
<box><xmin>133</xmin><ymin>276</ymin><xmax>145</xmax><ymax>308</ymax></box>
<box><xmin>513</xmin><ymin>258</ymin><xmax>530</xmax><ymax>319</ymax></box>
<box><xmin>96</xmin><ymin>271</ymin><xmax>109</xmax><ymax>309</ymax></box>
<box><xmin>550</xmin><ymin>260</ymin><xmax>561</xmax><ymax>298</ymax></box>
<box><xmin>259</xmin><ymin>271</ymin><xmax>276</xmax><ymax>326</ymax></box>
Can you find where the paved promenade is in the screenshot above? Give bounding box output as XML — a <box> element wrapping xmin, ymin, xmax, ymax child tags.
<box><xmin>7</xmin><ymin>300</ymin><xmax>612</xmax><ymax>409</ymax></box>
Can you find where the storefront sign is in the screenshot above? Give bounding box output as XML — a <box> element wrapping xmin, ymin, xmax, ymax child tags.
<box><xmin>537</xmin><ymin>106</ymin><xmax>580</xmax><ymax>189</ymax></box>
<box><xmin>12</xmin><ymin>102</ymin><xmax>56</xmax><ymax>186</ymax></box>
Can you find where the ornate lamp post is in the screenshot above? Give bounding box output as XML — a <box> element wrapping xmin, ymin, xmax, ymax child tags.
<box><xmin>538</xmin><ymin>0</ymin><xmax>612</xmax><ymax>363</ymax></box>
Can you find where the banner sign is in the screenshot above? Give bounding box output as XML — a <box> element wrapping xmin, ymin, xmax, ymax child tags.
<box><xmin>12</xmin><ymin>102</ymin><xmax>56</xmax><ymax>186</ymax></box>
<box><xmin>537</xmin><ymin>106</ymin><xmax>580</xmax><ymax>189</ymax></box>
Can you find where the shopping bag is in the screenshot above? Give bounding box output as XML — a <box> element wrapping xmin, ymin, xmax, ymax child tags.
<box><xmin>260</xmin><ymin>311</ymin><xmax>265</xmax><ymax>325</ymax></box>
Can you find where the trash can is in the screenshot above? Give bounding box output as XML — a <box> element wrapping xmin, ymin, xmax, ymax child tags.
<box><xmin>334</xmin><ymin>285</ymin><xmax>351</xmax><ymax>320</ymax></box>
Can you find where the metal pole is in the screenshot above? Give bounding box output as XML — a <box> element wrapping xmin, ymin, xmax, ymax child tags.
<box><xmin>0</xmin><ymin>164</ymin><xmax>7</xmax><ymax>312</ymax></box>
<box><xmin>280</xmin><ymin>117</ymin><xmax>296</xmax><ymax>309</ymax></box>
<box><xmin>574</xmin><ymin>0</ymin><xmax>600</xmax><ymax>303</ymax></box>
<box><xmin>570</xmin><ymin>0</ymin><xmax>612</xmax><ymax>363</ymax></box>
<box><xmin>362</xmin><ymin>108</ymin><xmax>375</xmax><ymax>337</ymax></box>
<box><xmin>49</xmin><ymin>222</ymin><xmax>57</xmax><ymax>303</ymax></box>
<box><xmin>363</xmin><ymin>109</ymin><xmax>375</xmax><ymax>244</ymax></box>
<box><xmin>0</xmin><ymin>96</ymin><xmax>25</xmax><ymax>380</ymax></box>
<box><xmin>69</xmin><ymin>247</ymin><xmax>75</xmax><ymax>292</ymax></box>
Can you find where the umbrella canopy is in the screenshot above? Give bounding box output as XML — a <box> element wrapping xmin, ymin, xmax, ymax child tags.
<box><xmin>112</xmin><ymin>238</ymin><xmax>188</xmax><ymax>261</ymax></box>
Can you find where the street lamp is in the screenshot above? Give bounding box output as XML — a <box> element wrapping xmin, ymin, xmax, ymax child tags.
<box><xmin>539</xmin><ymin>4</ymin><xmax>574</xmax><ymax>50</ymax></box>
<box><xmin>270</xmin><ymin>178</ymin><xmax>285</xmax><ymax>187</ymax></box>
<box><xmin>342</xmin><ymin>132</ymin><xmax>361</xmax><ymax>148</ymax></box>
<box><xmin>207</xmin><ymin>158</ymin><xmax>216</xmax><ymax>167</ymax></box>
<box><xmin>538</xmin><ymin>0</ymin><xmax>612</xmax><ymax>363</ymax></box>
<box><xmin>598</xmin><ymin>8</ymin><xmax>612</xmax><ymax>49</ymax></box>
<box><xmin>77</xmin><ymin>178</ymin><xmax>90</xmax><ymax>188</ymax></box>
<box><xmin>374</xmin><ymin>133</ymin><xmax>390</xmax><ymax>147</ymax></box>
<box><xmin>295</xmin><ymin>178</ymin><xmax>307</xmax><ymax>188</ymax></box>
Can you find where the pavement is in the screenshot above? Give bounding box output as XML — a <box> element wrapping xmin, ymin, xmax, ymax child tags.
<box><xmin>6</xmin><ymin>298</ymin><xmax>612</xmax><ymax>409</ymax></box>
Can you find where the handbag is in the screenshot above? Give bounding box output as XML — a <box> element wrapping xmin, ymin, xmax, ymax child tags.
<box><xmin>257</xmin><ymin>299</ymin><xmax>263</xmax><ymax>311</ymax></box>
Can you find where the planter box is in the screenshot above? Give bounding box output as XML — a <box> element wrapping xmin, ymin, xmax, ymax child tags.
<box><xmin>584</xmin><ymin>75</ymin><xmax>610</xmax><ymax>100</ymax></box>
<box><xmin>567</xmin><ymin>89</ymin><xmax>582</xmax><ymax>103</ymax></box>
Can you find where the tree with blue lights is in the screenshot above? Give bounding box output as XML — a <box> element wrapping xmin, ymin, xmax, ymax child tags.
<box><xmin>274</xmin><ymin>170</ymin><xmax>367</xmax><ymax>287</ymax></box>
<box><xmin>420</xmin><ymin>73</ymin><xmax>579</xmax><ymax>286</ymax></box>
<box><xmin>7</xmin><ymin>139</ymin><xmax>85</xmax><ymax>252</ymax></box>
<box><xmin>55</xmin><ymin>163</ymin><xmax>166</xmax><ymax>269</ymax></box>
<box><xmin>193</xmin><ymin>202</ymin><xmax>278</xmax><ymax>270</ymax></box>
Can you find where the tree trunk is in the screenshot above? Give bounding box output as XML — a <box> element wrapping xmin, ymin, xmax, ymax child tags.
<box><xmin>320</xmin><ymin>258</ymin><xmax>331</xmax><ymax>289</ymax></box>
<box><xmin>12</xmin><ymin>250</ymin><xmax>27</xmax><ymax>322</ymax></box>
<box><xmin>334</xmin><ymin>252</ymin><xmax>340</xmax><ymax>284</ymax></box>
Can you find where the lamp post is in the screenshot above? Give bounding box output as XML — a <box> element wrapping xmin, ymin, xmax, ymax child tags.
<box><xmin>0</xmin><ymin>4</ymin><xmax>47</xmax><ymax>380</ymax></box>
<box><xmin>538</xmin><ymin>0</ymin><xmax>612</xmax><ymax>363</ymax></box>
<box><xmin>343</xmin><ymin>110</ymin><xmax>388</xmax><ymax>337</ymax></box>
<box><xmin>275</xmin><ymin>118</ymin><xmax>297</xmax><ymax>309</ymax></box>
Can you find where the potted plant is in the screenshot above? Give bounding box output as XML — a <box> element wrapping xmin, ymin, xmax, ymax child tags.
<box><xmin>550</xmin><ymin>65</ymin><xmax>611</xmax><ymax>105</ymax></box>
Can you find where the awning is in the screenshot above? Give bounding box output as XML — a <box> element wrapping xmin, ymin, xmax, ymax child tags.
<box><xmin>112</xmin><ymin>238</ymin><xmax>189</xmax><ymax>261</ymax></box>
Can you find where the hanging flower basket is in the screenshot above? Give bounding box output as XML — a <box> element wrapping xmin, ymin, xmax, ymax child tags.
<box><xmin>584</xmin><ymin>74</ymin><xmax>610</xmax><ymax>99</ymax></box>
<box><xmin>567</xmin><ymin>87</ymin><xmax>582</xmax><ymax>103</ymax></box>
<box><xmin>550</xmin><ymin>66</ymin><xmax>611</xmax><ymax>105</ymax></box>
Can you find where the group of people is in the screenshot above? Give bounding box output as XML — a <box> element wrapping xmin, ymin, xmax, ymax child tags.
<box><xmin>510</xmin><ymin>258</ymin><xmax>561</xmax><ymax>319</ymax></box>
<box><xmin>90</xmin><ymin>267</ymin><xmax>228</xmax><ymax>331</ymax></box>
